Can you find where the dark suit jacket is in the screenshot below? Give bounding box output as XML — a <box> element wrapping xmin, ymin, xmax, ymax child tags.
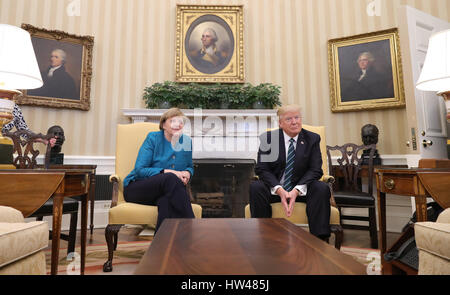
<box><xmin>189</xmin><ymin>48</ymin><xmax>227</xmax><ymax>74</ymax></box>
<box><xmin>341</xmin><ymin>67</ymin><xmax>394</xmax><ymax>101</ymax></box>
<box><xmin>28</xmin><ymin>65</ymin><xmax>78</xmax><ymax>100</ymax></box>
<box><xmin>255</xmin><ymin>128</ymin><xmax>323</xmax><ymax>190</ymax></box>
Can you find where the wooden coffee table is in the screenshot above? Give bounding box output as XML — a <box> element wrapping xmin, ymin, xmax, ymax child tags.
<box><xmin>134</xmin><ymin>218</ymin><xmax>366</xmax><ymax>275</ymax></box>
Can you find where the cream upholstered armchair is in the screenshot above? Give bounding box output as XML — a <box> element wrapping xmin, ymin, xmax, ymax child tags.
<box><xmin>0</xmin><ymin>206</ymin><xmax>48</xmax><ymax>275</ymax></box>
<box><xmin>415</xmin><ymin>208</ymin><xmax>450</xmax><ymax>275</ymax></box>
<box><xmin>103</xmin><ymin>122</ymin><xmax>202</xmax><ymax>272</ymax></box>
<box><xmin>245</xmin><ymin>125</ymin><xmax>343</xmax><ymax>249</ymax></box>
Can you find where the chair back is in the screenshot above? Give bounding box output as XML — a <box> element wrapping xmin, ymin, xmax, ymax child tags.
<box><xmin>3</xmin><ymin>129</ymin><xmax>52</xmax><ymax>169</ymax></box>
<box><xmin>115</xmin><ymin>122</ymin><xmax>160</xmax><ymax>204</ymax></box>
<box><xmin>302</xmin><ymin>125</ymin><xmax>328</xmax><ymax>176</ymax></box>
<box><xmin>326</xmin><ymin>143</ymin><xmax>376</xmax><ymax>194</ymax></box>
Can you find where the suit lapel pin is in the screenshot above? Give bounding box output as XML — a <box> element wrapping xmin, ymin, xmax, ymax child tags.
<box><xmin>300</xmin><ymin>141</ymin><xmax>304</xmax><ymax>145</ymax></box>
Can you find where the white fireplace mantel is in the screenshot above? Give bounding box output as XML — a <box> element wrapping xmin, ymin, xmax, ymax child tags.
<box><xmin>122</xmin><ymin>108</ymin><xmax>279</xmax><ymax>160</ymax></box>
<box><xmin>122</xmin><ymin>108</ymin><xmax>278</xmax><ymax>123</ymax></box>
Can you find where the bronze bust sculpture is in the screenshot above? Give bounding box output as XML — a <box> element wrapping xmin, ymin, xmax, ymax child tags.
<box><xmin>361</xmin><ymin>124</ymin><xmax>379</xmax><ymax>145</ymax></box>
<box><xmin>47</xmin><ymin>125</ymin><xmax>65</xmax><ymax>164</ymax></box>
<box><xmin>361</xmin><ymin>124</ymin><xmax>381</xmax><ymax>165</ymax></box>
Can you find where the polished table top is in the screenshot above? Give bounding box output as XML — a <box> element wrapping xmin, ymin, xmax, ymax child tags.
<box><xmin>134</xmin><ymin>218</ymin><xmax>367</xmax><ymax>275</ymax></box>
<box><xmin>0</xmin><ymin>168</ymin><xmax>92</xmax><ymax>217</ymax></box>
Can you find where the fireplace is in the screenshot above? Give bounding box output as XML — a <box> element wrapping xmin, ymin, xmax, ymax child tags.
<box><xmin>122</xmin><ymin>109</ymin><xmax>272</xmax><ymax>218</ymax></box>
<box><xmin>191</xmin><ymin>159</ymin><xmax>255</xmax><ymax>218</ymax></box>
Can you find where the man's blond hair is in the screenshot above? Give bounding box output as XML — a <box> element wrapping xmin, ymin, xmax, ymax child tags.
<box><xmin>277</xmin><ymin>104</ymin><xmax>302</xmax><ymax>118</ymax></box>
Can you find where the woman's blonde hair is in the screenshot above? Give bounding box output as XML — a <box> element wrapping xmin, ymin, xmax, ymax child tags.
<box><xmin>159</xmin><ymin>108</ymin><xmax>185</xmax><ymax>130</ymax></box>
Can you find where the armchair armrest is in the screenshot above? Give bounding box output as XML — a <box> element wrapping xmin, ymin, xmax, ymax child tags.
<box><xmin>329</xmin><ymin>193</ymin><xmax>337</xmax><ymax>208</ymax></box>
<box><xmin>320</xmin><ymin>175</ymin><xmax>335</xmax><ymax>184</ymax></box>
<box><xmin>109</xmin><ymin>174</ymin><xmax>121</xmax><ymax>208</ymax></box>
<box><xmin>437</xmin><ymin>208</ymin><xmax>450</xmax><ymax>223</ymax></box>
<box><xmin>320</xmin><ymin>175</ymin><xmax>337</xmax><ymax>208</ymax></box>
<box><xmin>0</xmin><ymin>206</ymin><xmax>25</xmax><ymax>223</ymax></box>
<box><xmin>109</xmin><ymin>174</ymin><xmax>120</xmax><ymax>183</ymax></box>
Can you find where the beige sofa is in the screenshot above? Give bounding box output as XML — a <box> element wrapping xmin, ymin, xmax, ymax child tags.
<box><xmin>415</xmin><ymin>208</ymin><xmax>450</xmax><ymax>275</ymax></box>
<box><xmin>0</xmin><ymin>206</ymin><xmax>49</xmax><ymax>275</ymax></box>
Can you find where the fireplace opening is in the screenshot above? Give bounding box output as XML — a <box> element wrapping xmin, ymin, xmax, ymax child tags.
<box><xmin>190</xmin><ymin>159</ymin><xmax>255</xmax><ymax>218</ymax></box>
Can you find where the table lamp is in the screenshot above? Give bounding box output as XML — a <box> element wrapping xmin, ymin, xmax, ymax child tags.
<box><xmin>0</xmin><ymin>24</ymin><xmax>43</xmax><ymax>168</ymax></box>
<box><xmin>416</xmin><ymin>29</ymin><xmax>450</xmax><ymax>123</ymax></box>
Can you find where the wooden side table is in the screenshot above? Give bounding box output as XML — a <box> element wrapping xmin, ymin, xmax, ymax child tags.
<box><xmin>0</xmin><ymin>169</ymin><xmax>92</xmax><ymax>275</ymax></box>
<box><xmin>39</xmin><ymin>164</ymin><xmax>97</xmax><ymax>235</ymax></box>
<box><xmin>375</xmin><ymin>167</ymin><xmax>450</xmax><ymax>274</ymax></box>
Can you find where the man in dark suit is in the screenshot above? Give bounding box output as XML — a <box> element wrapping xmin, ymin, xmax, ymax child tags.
<box><xmin>340</xmin><ymin>51</ymin><xmax>394</xmax><ymax>101</ymax></box>
<box><xmin>28</xmin><ymin>49</ymin><xmax>78</xmax><ymax>100</ymax></box>
<box><xmin>249</xmin><ymin>104</ymin><xmax>331</xmax><ymax>240</ymax></box>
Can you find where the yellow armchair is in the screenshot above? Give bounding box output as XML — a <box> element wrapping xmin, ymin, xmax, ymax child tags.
<box><xmin>103</xmin><ymin>122</ymin><xmax>202</xmax><ymax>272</ymax></box>
<box><xmin>245</xmin><ymin>125</ymin><xmax>342</xmax><ymax>249</ymax></box>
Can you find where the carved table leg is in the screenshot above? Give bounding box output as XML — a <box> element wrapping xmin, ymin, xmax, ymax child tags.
<box><xmin>89</xmin><ymin>172</ymin><xmax>96</xmax><ymax>235</ymax></box>
<box><xmin>103</xmin><ymin>224</ymin><xmax>123</xmax><ymax>272</ymax></box>
<box><xmin>80</xmin><ymin>192</ymin><xmax>88</xmax><ymax>275</ymax></box>
<box><xmin>331</xmin><ymin>224</ymin><xmax>343</xmax><ymax>250</ymax></box>
<box><xmin>51</xmin><ymin>194</ymin><xmax>63</xmax><ymax>275</ymax></box>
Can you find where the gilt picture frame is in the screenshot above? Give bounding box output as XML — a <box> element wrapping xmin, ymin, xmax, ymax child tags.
<box><xmin>176</xmin><ymin>5</ymin><xmax>244</xmax><ymax>83</ymax></box>
<box><xmin>328</xmin><ymin>28</ymin><xmax>405</xmax><ymax>112</ymax></box>
<box><xmin>18</xmin><ymin>24</ymin><xmax>94</xmax><ymax>111</ymax></box>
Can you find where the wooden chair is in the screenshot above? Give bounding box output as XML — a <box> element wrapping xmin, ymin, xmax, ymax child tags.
<box><xmin>103</xmin><ymin>122</ymin><xmax>202</xmax><ymax>272</ymax></box>
<box><xmin>3</xmin><ymin>129</ymin><xmax>79</xmax><ymax>256</ymax></box>
<box><xmin>326</xmin><ymin>143</ymin><xmax>378</xmax><ymax>249</ymax></box>
<box><xmin>245</xmin><ymin>125</ymin><xmax>343</xmax><ymax>249</ymax></box>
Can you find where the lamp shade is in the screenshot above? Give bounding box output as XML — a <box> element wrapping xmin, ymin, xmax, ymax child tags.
<box><xmin>0</xmin><ymin>24</ymin><xmax>43</xmax><ymax>90</ymax></box>
<box><xmin>416</xmin><ymin>29</ymin><xmax>450</xmax><ymax>92</ymax></box>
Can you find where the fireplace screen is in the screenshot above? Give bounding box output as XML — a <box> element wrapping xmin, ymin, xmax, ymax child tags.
<box><xmin>190</xmin><ymin>159</ymin><xmax>255</xmax><ymax>218</ymax></box>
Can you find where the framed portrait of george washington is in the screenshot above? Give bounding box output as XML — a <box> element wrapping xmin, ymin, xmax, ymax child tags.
<box><xmin>176</xmin><ymin>5</ymin><xmax>244</xmax><ymax>83</ymax></box>
<box><xmin>17</xmin><ymin>24</ymin><xmax>94</xmax><ymax>111</ymax></box>
<box><xmin>328</xmin><ymin>28</ymin><xmax>405</xmax><ymax>112</ymax></box>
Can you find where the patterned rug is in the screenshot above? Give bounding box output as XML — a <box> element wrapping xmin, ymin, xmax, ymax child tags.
<box><xmin>45</xmin><ymin>242</ymin><xmax>380</xmax><ymax>275</ymax></box>
<box><xmin>45</xmin><ymin>241</ymin><xmax>151</xmax><ymax>275</ymax></box>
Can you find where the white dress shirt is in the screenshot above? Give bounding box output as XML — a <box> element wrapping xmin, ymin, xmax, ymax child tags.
<box><xmin>47</xmin><ymin>65</ymin><xmax>62</xmax><ymax>77</ymax></box>
<box><xmin>270</xmin><ymin>130</ymin><xmax>307</xmax><ymax>196</ymax></box>
<box><xmin>358</xmin><ymin>69</ymin><xmax>367</xmax><ymax>82</ymax></box>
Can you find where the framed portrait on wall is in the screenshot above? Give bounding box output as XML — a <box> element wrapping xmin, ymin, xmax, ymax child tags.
<box><xmin>17</xmin><ymin>24</ymin><xmax>94</xmax><ymax>111</ymax></box>
<box><xmin>328</xmin><ymin>28</ymin><xmax>405</xmax><ymax>112</ymax></box>
<box><xmin>176</xmin><ymin>5</ymin><xmax>244</xmax><ymax>83</ymax></box>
